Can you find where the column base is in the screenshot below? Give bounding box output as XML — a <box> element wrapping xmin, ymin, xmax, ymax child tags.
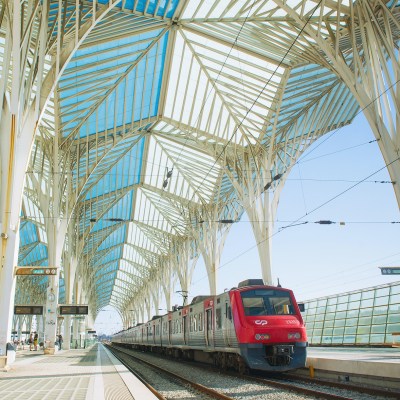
<box><xmin>0</xmin><ymin>356</ymin><xmax>11</xmax><ymax>370</ymax></box>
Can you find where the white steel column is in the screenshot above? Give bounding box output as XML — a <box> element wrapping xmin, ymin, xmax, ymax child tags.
<box><xmin>0</xmin><ymin>0</ymin><xmax>44</xmax><ymax>358</ymax></box>
<box><xmin>172</xmin><ymin>239</ymin><xmax>199</xmax><ymax>302</ymax></box>
<box><xmin>196</xmin><ymin>219</ymin><xmax>231</xmax><ymax>296</ymax></box>
<box><xmin>43</xmin><ymin>278</ymin><xmax>59</xmax><ymax>353</ymax></box>
<box><xmin>0</xmin><ymin>109</ymin><xmax>36</xmax><ymax>359</ymax></box>
<box><xmin>160</xmin><ymin>259</ymin><xmax>173</xmax><ymax>312</ymax></box>
<box><xmin>63</xmin><ymin>254</ymin><xmax>77</xmax><ymax>350</ymax></box>
<box><xmin>72</xmin><ymin>279</ymin><xmax>81</xmax><ymax>348</ymax></box>
<box><xmin>278</xmin><ymin>0</ymin><xmax>400</xmax><ymax>209</ymax></box>
<box><xmin>227</xmin><ymin>152</ymin><xmax>287</xmax><ymax>285</ymax></box>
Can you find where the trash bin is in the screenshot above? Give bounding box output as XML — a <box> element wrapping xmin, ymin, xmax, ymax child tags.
<box><xmin>6</xmin><ymin>342</ymin><xmax>16</xmax><ymax>364</ymax></box>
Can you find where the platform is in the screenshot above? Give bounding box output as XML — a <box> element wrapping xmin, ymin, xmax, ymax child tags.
<box><xmin>0</xmin><ymin>343</ymin><xmax>157</xmax><ymax>400</ymax></box>
<box><xmin>306</xmin><ymin>347</ymin><xmax>400</xmax><ymax>389</ymax></box>
<box><xmin>1</xmin><ymin>344</ymin><xmax>399</xmax><ymax>397</ymax></box>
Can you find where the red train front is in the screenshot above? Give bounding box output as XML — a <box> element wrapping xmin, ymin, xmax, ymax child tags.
<box><xmin>231</xmin><ymin>279</ymin><xmax>307</xmax><ymax>371</ymax></box>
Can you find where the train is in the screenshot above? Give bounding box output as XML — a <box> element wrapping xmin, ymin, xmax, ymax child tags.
<box><xmin>111</xmin><ymin>279</ymin><xmax>308</xmax><ymax>372</ymax></box>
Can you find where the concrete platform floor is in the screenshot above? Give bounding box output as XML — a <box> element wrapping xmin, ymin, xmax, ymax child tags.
<box><xmin>0</xmin><ymin>343</ymin><xmax>157</xmax><ymax>400</ymax></box>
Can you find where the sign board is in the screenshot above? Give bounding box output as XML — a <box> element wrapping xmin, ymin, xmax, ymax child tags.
<box><xmin>87</xmin><ymin>330</ymin><xmax>96</xmax><ymax>334</ymax></box>
<box><xmin>380</xmin><ymin>267</ymin><xmax>400</xmax><ymax>275</ymax></box>
<box><xmin>14</xmin><ymin>305</ymin><xmax>44</xmax><ymax>315</ymax></box>
<box><xmin>59</xmin><ymin>305</ymin><xmax>88</xmax><ymax>315</ymax></box>
<box><xmin>15</xmin><ymin>266</ymin><xmax>57</xmax><ymax>276</ymax></box>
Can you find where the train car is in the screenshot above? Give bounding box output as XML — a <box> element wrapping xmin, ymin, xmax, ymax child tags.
<box><xmin>112</xmin><ymin>279</ymin><xmax>307</xmax><ymax>372</ymax></box>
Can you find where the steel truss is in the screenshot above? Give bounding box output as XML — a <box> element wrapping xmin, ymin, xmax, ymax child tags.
<box><xmin>0</xmin><ymin>1</ymin><xmax>399</xmax><ymax>347</ymax></box>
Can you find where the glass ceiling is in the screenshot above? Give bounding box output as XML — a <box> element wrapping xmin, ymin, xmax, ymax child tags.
<box><xmin>16</xmin><ymin>0</ymin><xmax>388</xmax><ymax>317</ymax></box>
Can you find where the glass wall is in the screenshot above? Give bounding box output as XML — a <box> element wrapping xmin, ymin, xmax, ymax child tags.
<box><xmin>302</xmin><ymin>281</ymin><xmax>400</xmax><ymax>345</ymax></box>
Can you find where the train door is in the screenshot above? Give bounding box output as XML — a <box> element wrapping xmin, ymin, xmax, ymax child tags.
<box><xmin>206</xmin><ymin>308</ymin><xmax>213</xmax><ymax>347</ymax></box>
<box><xmin>159</xmin><ymin>321</ymin><xmax>162</xmax><ymax>347</ymax></box>
<box><xmin>223</xmin><ymin>300</ymin><xmax>232</xmax><ymax>347</ymax></box>
<box><xmin>168</xmin><ymin>319</ymin><xmax>172</xmax><ymax>345</ymax></box>
<box><xmin>183</xmin><ymin>316</ymin><xmax>188</xmax><ymax>344</ymax></box>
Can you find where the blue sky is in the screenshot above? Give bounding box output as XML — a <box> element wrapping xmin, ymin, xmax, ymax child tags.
<box><xmin>95</xmin><ymin>113</ymin><xmax>400</xmax><ymax>334</ymax></box>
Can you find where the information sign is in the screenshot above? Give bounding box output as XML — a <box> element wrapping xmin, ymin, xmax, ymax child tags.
<box><xmin>14</xmin><ymin>305</ymin><xmax>44</xmax><ymax>315</ymax></box>
<box><xmin>59</xmin><ymin>305</ymin><xmax>88</xmax><ymax>315</ymax></box>
<box><xmin>380</xmin><ymin>267</ymin><xmax>400</xmax><ymax>275</ymax></box>
<box><xmin>15</xmin><ymin>266</ymin><xmax>57</xmax><ymax>276</ymax></box>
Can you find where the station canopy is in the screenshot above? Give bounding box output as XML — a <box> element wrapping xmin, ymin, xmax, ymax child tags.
<box><xmin>16</xmin><ymin>0</ymin><xmax>364</xmax><ymax>313</ymax></box>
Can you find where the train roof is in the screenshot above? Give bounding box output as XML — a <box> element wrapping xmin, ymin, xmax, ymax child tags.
<box><xmin>238</xmin><ymin>279</ymin><xmax>264</xmax><ymax>287</ymax></box>
<box><xmin>190</xmin><ymin>295</ymin><xmax>211</xmax><ymax>305</ymax></box>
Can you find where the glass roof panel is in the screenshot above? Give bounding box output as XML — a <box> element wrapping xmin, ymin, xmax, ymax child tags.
<box><xmin>59</xmin><ymin>29</ymin><xmax>169</xmax><ymax>138</ymax></box>
<box><xmin>19</xmin><ymin>243</ymin><xmax>48</xmax><ymax>266</ymax></box>
<box><xmin>84</xmin><ymin>138</ymin><xmax>145</xmax><ymax>200</ymax></box>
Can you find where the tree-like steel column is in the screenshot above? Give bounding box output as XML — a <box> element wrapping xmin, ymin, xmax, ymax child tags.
<box><xmin>194</xmin><ymin>212</ymin><xmax>232</xmax><ymax>296</ymax></box>
<box><xmin>172</xmin><ymin>239</ymin><xmax>199</xmax><ymax>304</ymax></box>
<box><xmin>63</xmin><ymin>253</ymin><xmax>77</xmax><ymax>350</ymax></box>
<box><xmin>276</xmin><ymin>0</ymin><xmax>400</xmax><ymax>208</ymax></box>
<box><xmin>160</xmin><ymin>259</ymin><xmax>173</xmax><ymax>312</ymax></box>
<box><xmin>0</xmin><ymin>109</ymin><xmax>37</xmax><ymax>357</ymax></box>
<box><xmin>0</xmin><ymin>0</ymin><xmax>122</xmax><ymax>358</ymax></box>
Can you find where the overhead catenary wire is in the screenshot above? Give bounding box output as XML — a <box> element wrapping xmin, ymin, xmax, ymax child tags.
<box><xmin>190</xmin><ymin>154</ymin><xmax>400</xmax><ymax>289</ymax></box>
<box><xmin>25</xmin><ymin>137</ymin><xmax>380</xmax><ymax>177</ymax></box>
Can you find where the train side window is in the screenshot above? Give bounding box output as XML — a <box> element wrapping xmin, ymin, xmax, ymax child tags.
<box><xmin>193</xmin><ymin>315</ymin><xmax>197</xmax><ymax>331</ymax></box>
<box><xmin>207</xmin><ymin>309</ymin><xmax>213</xmax><ymax>330</ymax></box>
<box><xmin>216</xmin><ymin>308</ymin><xmax>222</xmax><ymax>330</ymax></box>
<box><xmin>227</xmin><ymin>305</ymin><xmax>232</xmax><ymax>320</ymax></box>
<box><xmin>225</xmin><ymin>303</ymin><xmax>232</xmax><ymax>320</ymax></box>
<box><xmin>199</xmin><ymin>313</ymin><xmax>203</xmax><ymax>331</ymax></box>
<box><xmin>190</xmin><ymin>315</ymin><xmax>193</xmax><ymax>332</ymax></box>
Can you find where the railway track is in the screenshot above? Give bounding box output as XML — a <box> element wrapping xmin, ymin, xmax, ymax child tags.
<box><xmin>108</xmin><ymin>344</ymin><xmax>385</xmax><ymax>399</ymax></box>
<box><xmin>241</xmin><ymin>373</ymin><xmax>399</xmax><ymax>400</ymax></box>
<box><xmin>107</xmin><ymin>344</ymin><xmax>235</xmax><ymax>399</ymax></box>
<box><xmin>283</xmin><ymin>373</ymin><xmax>400</xmax><ymax>399</ymax></box>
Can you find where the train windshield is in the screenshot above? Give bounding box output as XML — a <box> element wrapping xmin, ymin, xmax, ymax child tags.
<box><xmin>241</xmin><ymin>289</ymin><xmax>295</xmax><ymax>316</ymax></box>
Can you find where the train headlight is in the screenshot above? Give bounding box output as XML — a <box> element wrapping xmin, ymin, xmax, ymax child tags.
<box><xmin>288</xmin><ymin>332</ymin><xmax>301</xmax><ymax>339</ymax></box>
<box><xmin>255</xmin><ymin>333</ymin><xmax>270</xmax><ymax>340</ymax></box>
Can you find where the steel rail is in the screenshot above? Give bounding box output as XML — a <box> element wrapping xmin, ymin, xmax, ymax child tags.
<box><xmin>106</xmin><ymin>344</ymin><xmax>235</xmax><ymax>400</ymax></box>
<box><xmin>108</xmin><ymin>344</ymin><xmax>359</xmax><ymax>400</ymax></box>
<box><xmin>284</xmin><ymin>373</ymin><xmax>400</xmax><ymax>399</ymax></box>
